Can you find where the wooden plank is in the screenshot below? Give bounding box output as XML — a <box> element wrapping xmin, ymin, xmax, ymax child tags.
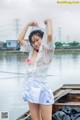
<box><xmin>16</xmin><ymin>111</ymin><xmax>31</xmax><ymax>120</ymax></box>
<box><xmin>54</xmin><ymin>89</ymin><xmax>72</xmax><ymax>101</ymax></box>
<box><xmin>70</xmin><ymin>90</ymin><xmax>80</xmax><ymax>94</ymax></box>
<box><xmin>54</xmin><ymin>102</ymin><xmax>80</xmax><ymax>106</ymax></box>
<box><xmin>62</xmin><ymin>84</ymin><xmax>80</xmax><ymax>89</ymax></box>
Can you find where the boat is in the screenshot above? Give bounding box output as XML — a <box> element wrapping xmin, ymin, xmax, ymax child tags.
<box><xmin>16</xmin><ymin>84</ymin><xmax>80</xmax><ymax>120</ymax></box>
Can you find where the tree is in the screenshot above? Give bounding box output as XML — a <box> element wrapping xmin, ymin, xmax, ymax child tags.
<box><xmin>68</xmin><ymin>41</ymin><xmax>79</xmax><ymax>46</ymax></box>
<box><xmin>55</xmin><ymin>42</ymin><xmax>63</xmax><ymax>47</ymax></box>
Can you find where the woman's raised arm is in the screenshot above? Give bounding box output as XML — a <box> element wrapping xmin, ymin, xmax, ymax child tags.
<box><xmin>18</xmin><ymin>21</ymin><xmax>38</xmax><ymax>45</ymax></box>
<box><xmin>44</xmin><ymin>19</ymin><xmax>53</xmax><ymax>42</ymax></box>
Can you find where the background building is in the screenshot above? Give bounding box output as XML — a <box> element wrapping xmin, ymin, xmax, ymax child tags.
<box><xmin>6</xmin><ymin>40</ymin><xmax>20</xmax><ymax>50</ymax></box>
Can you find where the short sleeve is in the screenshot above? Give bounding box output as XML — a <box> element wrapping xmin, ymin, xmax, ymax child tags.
<box><xmin>20</xmin><ymin>41</ymin><xmax>32</xmax><ymax>52</ymax></box>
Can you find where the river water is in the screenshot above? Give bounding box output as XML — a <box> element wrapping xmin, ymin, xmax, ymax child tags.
<box><xmin>0</xmin><ymin>52</ymin><xmax>80</xmax><ymax>120</ymax></box>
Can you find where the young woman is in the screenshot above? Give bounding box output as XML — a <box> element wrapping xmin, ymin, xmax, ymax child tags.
<box><xmin>18</xmin><ymin>19</ymin><xmax>55</xmax><ymax>120</ymax></box>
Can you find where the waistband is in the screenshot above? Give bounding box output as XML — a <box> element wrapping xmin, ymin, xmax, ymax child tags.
<box><xmin>27</xmin><ymin>76</ymin><xmax>47</xmax><ymax>83</ymax></box>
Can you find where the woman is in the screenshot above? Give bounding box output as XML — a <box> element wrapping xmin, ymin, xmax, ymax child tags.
<box><xmin>18</xmin><ymin>19</ymin><xmax>55</xmax><ymax>120</ymax></box>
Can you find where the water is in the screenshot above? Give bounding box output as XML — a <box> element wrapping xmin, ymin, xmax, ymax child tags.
<box><xmin>0</xmin><ymin>53</ymin><xmax>80</xmax><ymax>120</ymax></box>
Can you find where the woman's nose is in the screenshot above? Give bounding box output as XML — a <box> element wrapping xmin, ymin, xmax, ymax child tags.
<box><xmin>34</xmin><ymin>42</ymin><xmax>38</xmax><ymax>45</ymax></box>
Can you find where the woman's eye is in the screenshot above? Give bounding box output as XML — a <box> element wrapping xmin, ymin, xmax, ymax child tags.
<box><xmin>31</xmin><ymin>42</ymin><xmax>34</xmax><ymax>44</ymax></box>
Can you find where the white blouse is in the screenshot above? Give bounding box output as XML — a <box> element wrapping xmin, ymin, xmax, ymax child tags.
<box><xmin>21</xmin><ymin>28</ymin><xmax>55</xmax><ymax>82</ymax></box>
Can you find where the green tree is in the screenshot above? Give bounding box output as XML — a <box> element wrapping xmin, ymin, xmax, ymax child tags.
<box><xmin>55</xmin><ymin>42</ymin><xmax>63</xmax><ymax>47</ymax></box>
<box><xmin>68</xmin><ymin>41</ymin><xmax>79</xmax><ymax>46</ymax></box>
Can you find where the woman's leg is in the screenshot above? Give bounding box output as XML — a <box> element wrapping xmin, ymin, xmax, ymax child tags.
<box><xmin>40</xmin><ymin>104</ymin><xmax>52</xmax><ymax>120</ymax></box>
<box><xmin>28</xmin><ymin>102</ymin><xmax>42</xmax><ymax>120</ymax></box>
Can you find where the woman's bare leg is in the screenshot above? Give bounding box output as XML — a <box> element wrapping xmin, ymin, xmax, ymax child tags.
<box><xmin>28</xmin><ymin>102</ymin><xmax>42</xmax><ymax>120</ymax></box>
<box><xmin>40</xmin><ymin>104</ymin><xmax>52</xmax><ymax>120</ymax></box>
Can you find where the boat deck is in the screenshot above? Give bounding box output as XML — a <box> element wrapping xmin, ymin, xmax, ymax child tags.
<box><xmin>16</xmin><ymin>84</ymin><xmax>80</xmax><ymax>120</ymax></box>
<box><xmin>52</xmin><ymin>84</ymin><xmax>80</xmax><ymax>113</ymax></box>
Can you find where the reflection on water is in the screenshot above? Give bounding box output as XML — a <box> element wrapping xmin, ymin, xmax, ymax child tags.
<box><xmin>0</xmin><ymin>53</ymin><xmax>80</xmax><ymax>120</ymax></box>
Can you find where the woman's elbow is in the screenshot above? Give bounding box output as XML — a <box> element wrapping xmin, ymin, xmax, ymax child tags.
<box><xmin>18</xmin><ymin>37</ymin><xmax>23</xmax><ymax>45</ymax></box>
<box><xmin>47</xmin><ymin>34</ymin><xmax>52</xmax><ymax>41</ymax></box>
<box><xmin>18</xmin><ymin>37</ymin><xmax>26</xmax><ymax>45</ymax></box>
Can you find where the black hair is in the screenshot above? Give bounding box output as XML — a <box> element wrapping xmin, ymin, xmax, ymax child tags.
<box><xmin>29</xmin><ymin>30</ymin><xmax>44</xmax><ymax>46</ymax></box>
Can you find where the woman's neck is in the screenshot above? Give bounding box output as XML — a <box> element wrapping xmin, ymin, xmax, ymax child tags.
<box><xmin>33</xmin><ymin>49</ymin><xmax>38</xmax><ymax>56</ymax></box>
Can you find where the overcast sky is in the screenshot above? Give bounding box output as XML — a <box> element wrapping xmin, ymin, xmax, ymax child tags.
<box><xmin>0</xmin><ymin>0</ymin><xmax>80</xmax><ymax>42</ymax></box>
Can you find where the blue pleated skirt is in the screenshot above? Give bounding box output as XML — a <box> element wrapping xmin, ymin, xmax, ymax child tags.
<box><xmin>23</xmin><ymin>77</ymin><xmax>54</xmax><ymax>105</ymax></box>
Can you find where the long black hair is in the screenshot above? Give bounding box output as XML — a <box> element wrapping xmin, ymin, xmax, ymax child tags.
<box><xmin>29</xmin><ymin>30</ymin><xmax>44</xmax><ymax>46</ymax></box>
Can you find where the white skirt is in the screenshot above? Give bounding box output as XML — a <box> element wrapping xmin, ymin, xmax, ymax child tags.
<box><xmin>23</xmin><ymin>77</ymin><xmax>54</xmax><ymax>105</ymax></box>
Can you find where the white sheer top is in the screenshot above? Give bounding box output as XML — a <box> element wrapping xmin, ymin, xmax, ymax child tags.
<box><xmin>21</xmin><ymin>27</ymin><xmax>55</xmax><ymax>82</ymax></box>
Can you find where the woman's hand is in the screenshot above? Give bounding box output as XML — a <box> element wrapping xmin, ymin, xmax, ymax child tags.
<box><xmin>28</xmin><ymin>21</ymin><xmax>38</xmax><ymax>27</ymax></box>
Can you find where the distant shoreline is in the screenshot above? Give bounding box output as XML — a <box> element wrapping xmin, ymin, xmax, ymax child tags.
<box><xmin>0</xmin><ymin>48</ymin><xmax>80</xmax><ymax>54</ymax></box>
<box><xmin>55</xmin><ymin>48</ymin><xmax>80</xmax><ymax>54</ymax></box>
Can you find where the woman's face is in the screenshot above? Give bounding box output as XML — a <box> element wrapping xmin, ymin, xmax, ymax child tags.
<box><xmin>31</xmin><ymin>34</ymin><xmax>42</xmax><ymax>51</ymax></box>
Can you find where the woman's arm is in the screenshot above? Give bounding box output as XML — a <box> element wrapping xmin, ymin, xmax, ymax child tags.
<box><xmin>44</xmin><ymin>19</ymin><xmax>53</xmax><ymax>42</ymax></box>
<box><xmin>18</xmin><ymin>21</ymin><xmax>38</xmax><ymax>45</ymax></box>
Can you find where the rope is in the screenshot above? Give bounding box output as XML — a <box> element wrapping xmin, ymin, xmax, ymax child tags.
<box><xmin>0</xmin><ymin>71</ymin><xmax>58</xmax><ymax>77</ymax></box>
<box><xmin>0</xmin><ymin>71</ymin><xmax>25</xmax><ymax>75</ymax></box>
<box><xmin>0</xmin><ymin>76</ymin><xmax>25</xmax><ymax>79</ymax></box>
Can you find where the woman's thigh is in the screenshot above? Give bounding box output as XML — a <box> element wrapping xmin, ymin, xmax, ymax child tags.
<box><xmin>28</xmin><ymin>102</ymin><xmax>42</xmax><ymax>120</ymax></box>
<box><xmin>40</xmin><ymin>104</ymin><xmax>52</xmax><ymax>120</ymax></box>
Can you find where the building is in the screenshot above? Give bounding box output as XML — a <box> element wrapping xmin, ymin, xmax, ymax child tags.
<box><xmin>6</xmin><ymin>40</ymin><xmax>20</xmax><ymax>50</ymax></box>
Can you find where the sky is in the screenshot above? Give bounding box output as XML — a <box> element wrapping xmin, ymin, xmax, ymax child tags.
<box><xmin>0</xmin><ymin>0</ymin><xmax>80</xmax><ymax>42</ymax></box>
